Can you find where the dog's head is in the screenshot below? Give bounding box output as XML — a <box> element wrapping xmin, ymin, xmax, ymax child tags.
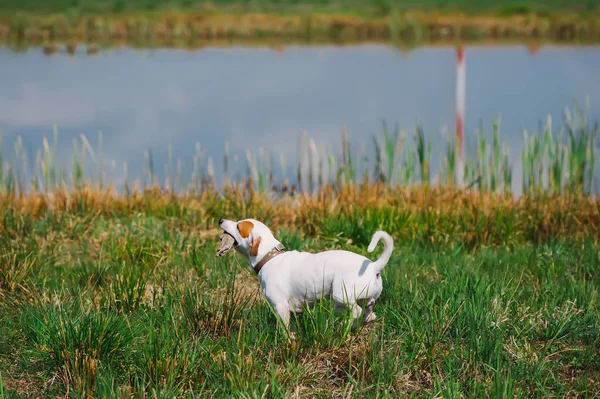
<box><xmin>219</xmin><ymin>218</ymin><xmax>282</xmax><ymax>268</ymax></box>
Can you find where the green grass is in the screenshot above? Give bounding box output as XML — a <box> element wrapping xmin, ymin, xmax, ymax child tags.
<box><xmin>0</xmin><ymin>0</ymin><xmax>598</xmax><ymax>16</ymax></box>
<box><xmin>0</xmin><ymin>197</ymin><xmax>599</xmax><ymax>397</ymax></box>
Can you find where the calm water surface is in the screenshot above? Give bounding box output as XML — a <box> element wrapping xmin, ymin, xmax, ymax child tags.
<box><xmin>0</xmin><ymin>44</ymin><xmax>599</xmax><ymax>191</ymax></box>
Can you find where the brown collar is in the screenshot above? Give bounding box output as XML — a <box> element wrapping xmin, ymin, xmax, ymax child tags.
<box><xmin>254</xmin><ymin>244</ymin><xmax>285</xmax><ymax>274</ymax></box>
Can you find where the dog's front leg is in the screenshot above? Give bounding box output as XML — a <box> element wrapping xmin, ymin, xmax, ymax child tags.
<box><xmin>273</xmin><ymin>302</ymin><xmax>291</xmax><ymax>332</ymax></box>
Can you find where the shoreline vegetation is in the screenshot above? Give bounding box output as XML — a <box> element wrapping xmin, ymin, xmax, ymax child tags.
<box><xmin>0</xmin><ymin>103</ymin><xmax>598</xmax><ymax>199</ymax></box>
<box><xmin>1</xmin><ymin>1</ymin><xmax>600</xmax><ymax>49</ymax></box>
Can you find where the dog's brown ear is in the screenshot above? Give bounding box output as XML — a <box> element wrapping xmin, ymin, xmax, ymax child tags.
<box><xmin>237</xmin><ymin>221</ymin><xmax>254</xmax><ymax>238</ymax></box>
<box><xmin>251</xmin><ymin>236</ymin><xmax>261</xmax><ymax>257</ymax></box>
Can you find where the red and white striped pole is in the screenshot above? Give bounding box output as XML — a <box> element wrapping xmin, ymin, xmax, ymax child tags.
<box><xmin>455</xmin><ymin>45</ymin><xmax>466</xmax><ymax>187</ymax></box>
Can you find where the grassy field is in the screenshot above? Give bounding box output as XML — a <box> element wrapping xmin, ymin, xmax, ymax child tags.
<box><xmin>0</xmin><ymin>103</ymin><xmax>599</xmax><ymax>397</ymax></box>
<box><xmin>0</xmin><ymin>186</ymin><xmax>599</xmax><ymax>398</ymax></box>
<box><xmin>1</xmin><ymin>0</ymin><xmax>600</xmax><ymax>48</ymax></box>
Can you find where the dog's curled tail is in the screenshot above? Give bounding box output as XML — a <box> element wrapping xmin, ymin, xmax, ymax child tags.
<box><xmin>367</xmin><ymin>230</ymin><xmax>394</xmax><ymax>273</ymax></box>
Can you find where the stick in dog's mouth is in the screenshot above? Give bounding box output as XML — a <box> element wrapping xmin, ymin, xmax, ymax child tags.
<box><xmin>216</xmin><ymin>232</ymin><xmax>236</xmax><ymax>257</ymax></box>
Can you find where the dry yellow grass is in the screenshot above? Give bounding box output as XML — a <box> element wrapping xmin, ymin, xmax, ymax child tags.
<box><xmin>1</xmin><ymin>184</ymin><xmax>598</xmax><ymax>248</ymax></box>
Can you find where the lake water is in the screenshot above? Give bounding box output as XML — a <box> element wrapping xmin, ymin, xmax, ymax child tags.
<box><xmin>0</xmin><ymin>44</ymin><xmax>599</xmax><ymax>193</ymax></box>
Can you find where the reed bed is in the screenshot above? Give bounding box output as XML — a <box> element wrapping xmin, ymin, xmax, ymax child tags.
<box><xmin>0</xmin><ymin>103</ymin><xmax>597</xmax><ymax>200</ymax></box>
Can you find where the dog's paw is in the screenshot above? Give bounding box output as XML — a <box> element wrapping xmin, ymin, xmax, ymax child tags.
<box><xmin>285</xmin><ymin>331</ymin><xmax>297</xmax><ymax>344</ymax></box>
<box><xmin>364</xmin><ymin>312</ymin><xmax>377</xmax><ymax>323</ymax></box>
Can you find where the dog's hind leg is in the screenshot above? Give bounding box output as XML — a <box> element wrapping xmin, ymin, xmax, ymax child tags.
<box><xmin>362</xmin><ymin>298</ymin><xmax>377</xmax><ymax>323</ymax></box>
<box><xmin>349</xmin><ymin>302</ymin><xmax>365</xmax><ymax>331</ymax></box>
<box><xmin>350</xmin><ymin>302</ymin><xmax>363</xmax><ymax>319</ymax></box>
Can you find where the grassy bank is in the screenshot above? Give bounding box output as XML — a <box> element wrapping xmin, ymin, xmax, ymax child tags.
<box><xmin>3</xmin><ymin>0</ymin><xmax>599</xmax><ymax>15</ymax></box>
<box><xmin>1</xmin><ymin>0</ymin><xmax>600</xmax><ymax>47</ymax></box>
<box><xmin>0</xmin><ymin>186</ymin><xmax>599</xmax><ymax>397</ymax></box>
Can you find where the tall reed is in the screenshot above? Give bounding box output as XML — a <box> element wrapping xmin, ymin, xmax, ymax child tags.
<box><xmin>0</xmin><ymin>103</ymin><xmax>597</xmax><ymax>198</ymax></box>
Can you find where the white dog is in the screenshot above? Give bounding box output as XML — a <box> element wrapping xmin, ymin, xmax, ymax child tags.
<box><xmin>218</xmin><ymin>218</ymin><xmax>394</xmax><ymax>331</ymax></box>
